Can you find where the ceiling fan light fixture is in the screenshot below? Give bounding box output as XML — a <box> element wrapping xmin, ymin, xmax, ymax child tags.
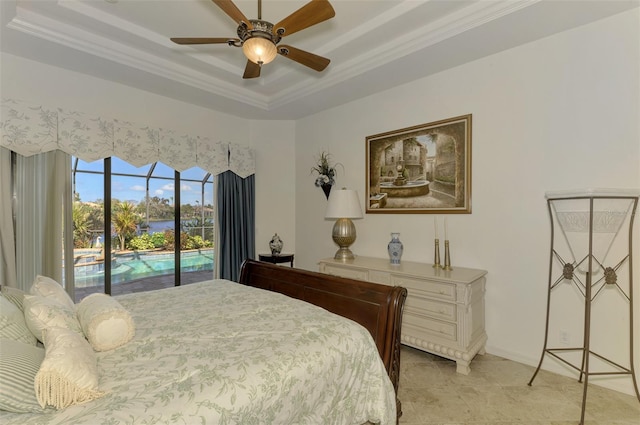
<box><xmin>171</xmin><ymin>0</ymin><xmax>335</xmax><ymax>78</ymax></box>
<box><xmin>242</xmin><ymin>37</ymin><xmax>277</xmax><ymax>65</ymax></box>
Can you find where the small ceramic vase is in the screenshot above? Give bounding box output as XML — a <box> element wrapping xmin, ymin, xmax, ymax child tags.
<box><xmin>387</xmin><ymin>233</ymin><xmax>403</xmax><ymax>265</ymax></box>
<box><xmin>269</xmin><ymin>233</ymin><xmax>283</xmax><ymax>255</ymax></box>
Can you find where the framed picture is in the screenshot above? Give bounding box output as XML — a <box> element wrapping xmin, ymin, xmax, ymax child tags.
<box><xmin>366</xmin><ymin>114</ymin><xmax>472</xmax><ymax>214</ymax></box>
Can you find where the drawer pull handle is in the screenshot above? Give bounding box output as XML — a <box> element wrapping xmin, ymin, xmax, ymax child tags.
<box><xmin>439</xmin><ymin>309</ymin><xmax>445</xmax><ymax>314</ymax></box>
<box><xmin>439</xmin><ymin>290</ymin><xmax>445</xmax><ymax>294</ymax></box>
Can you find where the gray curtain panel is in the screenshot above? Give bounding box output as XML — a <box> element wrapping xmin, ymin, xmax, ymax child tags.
<box><xmin>216</xmin><ymin>171</ymin><xmax>255</xmax><ymax>281</ymax></box>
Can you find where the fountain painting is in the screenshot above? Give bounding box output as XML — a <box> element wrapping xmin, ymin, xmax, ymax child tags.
<box><xmin>366</xmin><ymin>114</ymin><xmax>472</xmax><ymax>214</ymax></box>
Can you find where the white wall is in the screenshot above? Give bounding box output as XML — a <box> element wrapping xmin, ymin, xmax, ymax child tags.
<box><xmin>251</xmin><ymin>119</ymin><xmax>296</xmax><ymax>255</ymax></box>
<box><xmin>295</xmin><ymin>9</ymin><xmax>640</xmax><ymax>395</ymax></box>
<box><xmin>0</xmin><ymin>52</ymin><xmax>297</xmax><ymax>263</ymax></box>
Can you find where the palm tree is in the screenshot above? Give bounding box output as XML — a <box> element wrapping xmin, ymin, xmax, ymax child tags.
<box><xmin>112</xmin><ymin>201</ymin><xmax>140</xmax><ymax>251</ymax></box>
<box><xmin>72</xmin><ymin>202</ymin><xmax>91</xmax><ymax>248</ymax></box>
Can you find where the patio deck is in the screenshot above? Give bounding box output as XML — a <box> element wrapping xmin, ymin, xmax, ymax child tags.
<box><xmin>73</xmin><ymin>270</ymin><xmax>214</xmax><ymax>302</ymax></box>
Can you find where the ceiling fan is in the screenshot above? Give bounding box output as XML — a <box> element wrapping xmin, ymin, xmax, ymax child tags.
<box><xmin>171</xmin><ymin>0</ymin><xmax>335</xmax><ymax>79</ymax></box>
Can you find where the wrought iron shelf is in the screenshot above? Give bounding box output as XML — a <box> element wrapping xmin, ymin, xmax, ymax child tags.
<box><xmin>528</xmin><ymin>189</ymin><xmax>640</xmax><ymax>425</ymax></box>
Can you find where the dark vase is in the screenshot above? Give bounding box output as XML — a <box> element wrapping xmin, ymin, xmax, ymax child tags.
<box><xmin>321</xmin><ymin>184</ymin><xmax>332</xmax><ymax>199</ymax></box>
<box><xmin>269</xmin><ymin>233</ymin><xmax>283</xmax><ymax>255</ymax></box>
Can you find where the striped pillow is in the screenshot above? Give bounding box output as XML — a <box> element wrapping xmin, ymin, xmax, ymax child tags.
<box><xmin>0</xmin><ymin>295</ymin><xmax>38</xmax><ymax>346</ymax></box>
<box><xmin>1</xmin><ymin>286</ymin><xmax>27</xmax><ymax>312</ymax></box>
<box><xmin>0</xmin><ymin>338</ymin><xmax>46</xmax><ymax>413</ymax></box>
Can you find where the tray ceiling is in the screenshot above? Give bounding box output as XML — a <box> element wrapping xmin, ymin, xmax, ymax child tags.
<box><xmin>1</xmin><ymin>0</ymin><xmax>637</xmax><ymax>119</ymax></box>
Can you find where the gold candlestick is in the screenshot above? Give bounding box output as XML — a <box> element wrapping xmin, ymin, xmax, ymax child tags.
<box><xmin>433</xmin><ymin>238</ymin><xmax>441</xmax><ymax>268</ymax></box>
<box><xmin>443</xmin><ymin>239</ymin><xmax>452</xmax><ymax>271</ymax></box>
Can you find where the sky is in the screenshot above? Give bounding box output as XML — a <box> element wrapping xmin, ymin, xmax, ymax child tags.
<box><xmin>74</xmin><ymin>157</ymin><xmax>214</xmax><ymax>206</ymax></box>
<box><xmin>416</xmin><ymin>134</ymin><xmax>436</xmax><ymax>156</ymax></box>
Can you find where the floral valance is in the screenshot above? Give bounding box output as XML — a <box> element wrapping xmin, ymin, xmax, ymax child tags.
<box><xmin>0</xmin><ymin>98</ymin><xmax>254</xmax><ymax>177</ymax></box>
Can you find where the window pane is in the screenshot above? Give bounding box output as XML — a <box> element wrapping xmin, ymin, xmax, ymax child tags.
<box><xmin>75</xmin><ymin>158</ymin><xmax>103</xmax><ymax>173</ymax></box>
<box><xmin>181</xmin><ymin>167</ymin><xmax>209</xmax><ymax>181</ymax></box>
<box><xmin>149</xmin><ymin>161</ymin><xmax>174</xmax><ymax>178</ymax></box>
<box><xmin>71</xmin><ymin>158</ymin><xmax>105</xmax><ymax>302</ymax></box>
<box><xmin>180</xmin><ymin>167</ymin><xmax>214</xmax><ymax>284</ymax></box>
<box><xmin>111</xmin><ymin>160</ymin><xmax>175</xmax><ymax>295</ymax></box>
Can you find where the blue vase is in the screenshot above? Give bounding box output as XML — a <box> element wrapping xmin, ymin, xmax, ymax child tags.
<box><xmin>388</xmin><ymin>233</ymin><xmax>403</xmax><ymax>265</ymax></box>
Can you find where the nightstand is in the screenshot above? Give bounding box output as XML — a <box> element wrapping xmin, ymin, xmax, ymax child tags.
<box><xmin>258</xmin><ymin>253</ymin><xmax>294</xmax><ymax>267</ymax></box>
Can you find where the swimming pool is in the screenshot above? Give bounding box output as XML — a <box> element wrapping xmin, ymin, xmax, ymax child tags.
<box><xmin>73</xmin><ymin>249</ymin><xmax>214</xmax><ymax>287</ymax></box>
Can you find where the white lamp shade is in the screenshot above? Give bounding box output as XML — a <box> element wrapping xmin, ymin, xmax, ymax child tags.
<box><xmin>242</xmin><ymin>37</ymin><xmax>277</xmax><ymax>65</ymax></box>
<box><xmin>325</xmin><ymin>189</ymin><xmax>363</xmax><ymax>219</ymax></box>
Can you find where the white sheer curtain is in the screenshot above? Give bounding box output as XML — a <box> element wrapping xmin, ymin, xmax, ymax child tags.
<box><xmin>11</xmin><ymin>150</ymin><xmax>71</xmax><ymax>291</ymax></box>
<box><xmin>0</xmin><ymin>148</ymin><xmax>17</xmax><ymax>288</ymax></box>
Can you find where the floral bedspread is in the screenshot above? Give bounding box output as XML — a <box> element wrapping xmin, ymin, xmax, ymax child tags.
<box><xmin>2</xmin><ymin>280</ymin><xmax>396</xmax><ymax>424</ymax></box>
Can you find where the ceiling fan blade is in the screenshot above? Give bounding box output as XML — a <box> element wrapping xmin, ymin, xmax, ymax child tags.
<box><xmin>278</xmin><ymin>45</ymin><xmax>330</xmax><ymax>72</ymax></box>
<box><xmin>273</xmin><ymin>0</ymin><xmax>335</xmax><ymax>37</ymax></box>
<box><xmin>212</xmin><ymin>0</ymin><xmax>253</xmax><ymax>29</ymax></box>
<box><xmin>171</xmin><ymin>38</ymin><xmax>238</xmax><ymax>45</ymax></box>
<box><xmin>243</xmin><ymin>60</ymin><xmax>261</xmax><ymax>79</ymax></box>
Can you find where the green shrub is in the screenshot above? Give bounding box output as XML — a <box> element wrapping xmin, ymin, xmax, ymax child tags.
<box><xmin>183</xmin><ymin>236</ymin><xmax>196</xmax><ymax>250</ymax></box>
<box><xmin>134</xmin><ymin>230</ymin><xmax>211</xmax><ymax>251</ymax></box>
<box><xmin>163</xmin><ymin>230</ymin><xmax>175</xmax><ymax>250</ymax></box>
<box><xmin>150</xmin><ymin>232</ymin><xmax>165</xmax><ymax>248</ymax></box>
<box><xmin>189</xmin><ymin>235</ymin><xmax>206</xmax><ymax>249</ymax></box>
<box><xmin>128</xmin><ymin>234</ymin><xmax>155</xmax><ymax>251</ymax></box>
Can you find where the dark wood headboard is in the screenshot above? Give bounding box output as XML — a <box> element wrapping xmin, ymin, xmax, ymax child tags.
<box><xmin>238</xmin><ymin>259</ymin><xmax>407</xmax><ymax>418</ymax></box>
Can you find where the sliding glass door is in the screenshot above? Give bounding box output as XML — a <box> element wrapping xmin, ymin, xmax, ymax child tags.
<box><xmin>71</xmin><ymin>157</ymin><xmax>105</xmax><ymax>300</ymax></box>
<box><xmin>71</xmin><ymin>157</ymin><xmax>214</xmax><ymax>301</ymax></box>
<box><xmin>179</xmin><ymin>166</ymin><xmax>215</xmax><ymax>284</ymax></box>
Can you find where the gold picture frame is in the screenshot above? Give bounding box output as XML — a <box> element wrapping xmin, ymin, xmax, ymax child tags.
<box><xmin>366</xmin><ymin>114</ymin><xmax>472</xmax><ymax>214</ymax></box>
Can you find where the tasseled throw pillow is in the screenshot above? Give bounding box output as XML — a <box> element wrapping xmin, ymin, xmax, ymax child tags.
<box><xmin>35</xmin><ymin>326</ymin><xmax>105</xmax><ymax>409</ymax></box>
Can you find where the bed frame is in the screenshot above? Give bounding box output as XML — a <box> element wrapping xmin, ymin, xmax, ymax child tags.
<box><xmin>238</xmin><ymin>259</ymin><xmax>408</xmax><ymax>420</ymax></box>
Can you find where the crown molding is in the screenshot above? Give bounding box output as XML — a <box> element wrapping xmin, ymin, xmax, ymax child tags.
<box><xmin>7</xmin><ymin>0</ymin><xmax>539</xmax><ymax>113</ymax></box>
<box><xmin>268</xmin><ymin>0</ymin><xmax>539</xmax><ymax>109</ymax></box>
<box><xmin>8</xmin><ymin>5</ymin><xmax>269</xmax><ymax>109</ymax></box>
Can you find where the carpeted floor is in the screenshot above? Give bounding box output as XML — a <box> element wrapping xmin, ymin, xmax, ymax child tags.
<box><xmin>398</xmin><ymin>345</ymin><xmax>640</xmax><ymax>425</ymax></box>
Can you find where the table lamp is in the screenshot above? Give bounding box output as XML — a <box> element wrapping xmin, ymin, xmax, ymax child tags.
<box><xmin>325</xmin><ymin>188</ymin><xmax>363</xmax><ymax>261</ymax></box>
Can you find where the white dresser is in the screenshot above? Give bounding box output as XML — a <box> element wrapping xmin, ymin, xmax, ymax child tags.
<box><xmin>318</xmin><ymin>256</ymin><xmax>487</xmax><ymax>374</ymax></box>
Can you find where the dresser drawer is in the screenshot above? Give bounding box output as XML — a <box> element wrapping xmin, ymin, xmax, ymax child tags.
<box><xmin>321</xmin><ymin>265</ymin><xmax>368</xmax><ymax>281</ymax></box>
<box><xmin>318</xmin><ymin>256</ymin><xmax>487</xmax><ymax>374</ymax></box>
<box><xmin>405</xmin><ymin>295</ymin><xmax>456</xmax><ymax>321</ymax></box>
<box><xmin>403</xmin><ymin>313</ymin><xmax>457</xmax><ymax>342</ymax></box>
<box><xmin>391</xmin><ymin>275</ymin><xmax>456</xmax><ymax>301</ymax></box>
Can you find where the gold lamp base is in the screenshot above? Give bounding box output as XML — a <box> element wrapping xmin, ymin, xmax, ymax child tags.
<box><xmin>332</xmin><ymin>218</ymin><xmax>357</xmax><ymax>261</ymax></box>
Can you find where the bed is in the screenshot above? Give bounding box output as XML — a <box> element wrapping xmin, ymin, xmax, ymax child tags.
<box><xmin>1</xmin><ymin>259</ymin><xmax>407</xmax><ymax>424</ymax></box>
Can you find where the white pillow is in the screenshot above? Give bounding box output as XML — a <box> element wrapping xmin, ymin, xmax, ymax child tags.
<box><xmin>30</xmin><ymin>275</ymin><xmax>75</xmax><ymax>311</ymax></box>
<box><xmin>23</xmin><ymin>295</ymin><xmax>83</xmax><ymax>342</ymax></box>
<box><xmin>0</xmin><ymin>295</ymin><xmax>38</xmax><ymax>346</ymax></box>
<box><xmin>35</xmin><ymin>326</ymin><xmax>104</xmax><ymax>409</ymax></box>
<box><xmin>77</xmin><ymin>293</ymin><xmax>135</xmax><ymax>351</ymax></box>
